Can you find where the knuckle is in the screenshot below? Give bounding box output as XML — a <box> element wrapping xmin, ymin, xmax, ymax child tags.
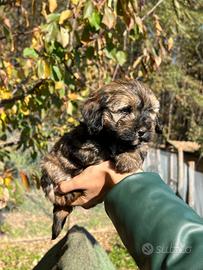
<box><xmin>56</xmin><ymin>183</ymin><xmax>65</xmax><ymax>193</ymax></box>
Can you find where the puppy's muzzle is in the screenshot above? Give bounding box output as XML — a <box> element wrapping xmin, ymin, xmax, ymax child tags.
<box><xmin>138</xmin><ymin>129</ymin><xmax>152</xmax><ymax>142</ymax></box>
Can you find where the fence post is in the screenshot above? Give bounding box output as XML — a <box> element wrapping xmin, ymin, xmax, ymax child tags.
<box><xmin>177</xmin><ymin>148</ymin><xmax>184</xmax><ymax>198</ymax></box>
<box><xmin>188</xmin><ymin>161</ymin><xmax>195</xmax><ymax>209</ymax></box>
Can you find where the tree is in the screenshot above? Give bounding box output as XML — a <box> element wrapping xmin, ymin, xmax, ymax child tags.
<box><xmin>148</xmin><ymin>0</ymin><xmax>203</xmax><ymax>143</ymax></box>
<box><xmin>0</xmin><ymin>0</ymin><xmax>202</xmax><ymax>188</ymax></box>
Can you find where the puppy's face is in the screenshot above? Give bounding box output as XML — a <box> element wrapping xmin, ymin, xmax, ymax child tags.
<box><xmin>82</xmin><ymin>80</ymin><xmax>161</xmax><ymax>146</ymax></box>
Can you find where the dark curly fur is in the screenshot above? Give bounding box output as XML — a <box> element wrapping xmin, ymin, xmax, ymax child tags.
<box><xmin>41</xmin><ymin>80</ymin><xmax>161</xmax><ymax>239</ymax></box>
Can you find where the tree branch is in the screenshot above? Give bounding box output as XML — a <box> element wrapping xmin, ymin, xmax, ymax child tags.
<box><xmin>0</xmin><ymin>79</ymin><xmax>44</xmax><ymax>108</ymax></box>
<box><xmin>142</xmin><ymin>0</ymin><xmax>165</xmax><ymax>21</ymax></box>
<box><xmin>112</xmin><ymin>64</ymin><xmax>120</xmax><ymax>81</ymax></box>
<box><xmin>0</xmin><ymin>0</ymin><xmax>15</xmax><ymax>6</ymax></box>
<box><xmin>0</xmin><ymin>139</ymin><xmax>20</xmax><ymax>148</ymax></box>
<box><xmin>0</xmin><ymin>28</ymin><xmax>39</xmax><ymax>41</ymax></box>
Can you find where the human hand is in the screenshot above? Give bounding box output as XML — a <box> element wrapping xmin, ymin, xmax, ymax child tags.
<box><xmin>56</xmin><ymin>161</ymin><xmax>138</xmax><ymax>209</ymax></box>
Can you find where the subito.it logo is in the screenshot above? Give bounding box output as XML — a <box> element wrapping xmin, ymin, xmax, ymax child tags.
<box><xmin>142</xmin><ymin>243</ymin><xmax>154</xmax><ymax>255</ymax></box>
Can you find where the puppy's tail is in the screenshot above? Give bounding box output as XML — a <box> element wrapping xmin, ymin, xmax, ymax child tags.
<box><xmin>52</xmin><ymin>204</ymin><xmax>73</xmax><ymax>240</ymax></box>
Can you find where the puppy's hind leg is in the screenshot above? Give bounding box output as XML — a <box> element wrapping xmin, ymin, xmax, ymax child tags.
<box><xmin>52</xmin><ymin>204</ymin><xmax>73</xmax><ymax>240</ymax></box>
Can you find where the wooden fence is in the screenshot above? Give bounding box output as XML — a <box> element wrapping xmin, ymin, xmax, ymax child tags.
<box><xmin>144</xmin><ymin>148</ymin><xmax>203</xmax><ymax>217</ymax></box>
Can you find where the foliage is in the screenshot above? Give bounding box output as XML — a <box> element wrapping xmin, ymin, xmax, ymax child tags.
<box><xmin>0</xmin><ymin>244</ymin><xmax>43</xmax><ymax>270</ymax></box>
<box><xmin>0</xmin><ymin>0</ymin><xmax>202</xmax><ymax>186</ymax></box>
<box><xmin>109</xmin><ymin>236</ymin><xmax>138</xmax><ymax>269</ymax></box>
<box><xmin>148</xmin><ymin>0</ymin><xmax>203</xmax><ymax>142</ymax></box>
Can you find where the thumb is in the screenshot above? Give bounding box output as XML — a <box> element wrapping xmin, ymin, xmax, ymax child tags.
<box><xmin>56</xmin><ymin>175</ymin><xmax>86</xmax><ymax>194</ymax></box>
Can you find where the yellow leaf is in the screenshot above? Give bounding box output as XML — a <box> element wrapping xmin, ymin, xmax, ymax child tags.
<box><xmin>156</xmin><ymin>21</ymin><xmax>162</xmax><ymax>33</ymax></box>
<box><xmin>154</xmin><ymin>56</ymin><xmax>162</xmax><ymax>68</ymax></box>
<box><xmin>41</xmin><ymin>2</ymin><xmax>48</xmax><ymax>19</ymax></box>
<box><xmin>15</xmin><ymin>0</ymin><xmax>21</xmax><ymax>6</ymax></box>
<box><xmin>0</xmin><ymin>87</ymin><xmax>12</xmax><ymax>99</ymax></box>
<box><xmin>71</xmin><ymin>0</ymin><xmax>79</xmax><ymax>5</ymax></box>
<box><xmin>21</xmin><ymin>105</ymin><xmax>30</xmax><ymax>116</ymax></box>
<box><xmin>154</xmin><ymin>15</ymin><xmax>162</xmax><ymax>35</ymax></box>
<box><xmin>38</xmin><ymin>60</ymin><xmax>51</xmax><ymax>79</ymax></box>
<box><xmin>55</xmin><ymin>81</ymin><xmax>64</xmax><ymax>89</ymax></box>
<box><xmin>32</xmin><ymin>27</ymin><xmax>43</xmax><ymax>50</ymax></box>
<box><xmin>135</xmin><ymin>16</ymin><xmax>144</xmax><ymax>33</ymax></box>
<box><xmin>168</xmin><ymin>37</ymin><xmax>174</xmax><ymax>51</ymax></box>
<box><xmin>58</xmin><ymin>27</ymin><xmax>69</xmax><ymax>48</ymax></box>
<box><xmin>138</xmin><ymin>70</ymin><xmax>143</xmax><ymax>77</ymax></box>
<box><xmin>24</xmin><ymin>96</ymin><xmax>30</xmax><ymax>105</ymax></box>
<box><xmin>0</xmin><ymin>112</ymin><xmax>7</xmax><ymax>122</ymax></box>
<box><xmin>4</xmin><ymin>61</ymin><xmax>13</xmax><ymax>78</ymax></box>
<box><xmin>59</xmin><ymin>10</ymin><xmax>73</xmax><ymax>24</ymax></box>
<box><xmin>67</xmin><ymin>117</ymin><xmax>76</xmax><ymax>123</ymax></box>
<box><xmin>48</xmin><ymin>0</ymin><xmax>57</xmax><ymax>13</ymax></box>
<box><xmin>73</xmin><ymin>72</ymin><xmax>80</xmax><ymax>79</ymax></box>
<box><xmin>133</xmin><ymin>56</ymin><xmax>143</xmax><ymax>69</ymax></box>
<box><xmin>102</xmin><ymin>6</ymin><xmax>116</xmax><ymax>29</ymax></box>
<box><xmin>4</xmin><ymin>177</ymin><xmax>12</xmax><ymax>187</ymax></box>
<box><xmin>12</xmin><ymin>105</ymin><xmax>17</xmax><ymax>114</ymax></box>
<box><xmin>80</xmin><ymin>88</ymin><xmax>89</xmax><ymax>97</ymax></box>
<box><xmin>68</xmin><ymin>92</ymin><xmax>78</xmax><ymax>100</ymax></box>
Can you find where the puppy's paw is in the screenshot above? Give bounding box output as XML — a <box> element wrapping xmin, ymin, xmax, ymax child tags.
<box><xmin>115</xmin><ymin>159</ymin><xmax>140</xmax><ymax>173</ymax></box>
<box><xmin>114</xmin><ymin>153</ymin><xmax>143</xmax><ymax>173</ymax></box>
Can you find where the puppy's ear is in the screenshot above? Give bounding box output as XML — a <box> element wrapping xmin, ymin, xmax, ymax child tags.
<box><xmin>155</xmin><ymin>116</ymin><xmax>163</xmax><ymax>134</ymax></box>
<box><xmin>82</xmin><ymin>95</ymin><xmax>103</xmax><ymax>135</ymax></box>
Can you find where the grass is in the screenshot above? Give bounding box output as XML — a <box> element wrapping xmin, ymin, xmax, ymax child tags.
<box><xmin>0</xmin><ymin>190</ymin><xmax>138</xmax><ymax>270</ymax></box>
<box><xmin>109</xmin><ymin>236</ymin><xmax>138</xmax><ymax>270</ymax></box>
<box><xmin>0</xmin><ymin>243</ymin><xmax>47</xmax><ymax>270</ymax></box>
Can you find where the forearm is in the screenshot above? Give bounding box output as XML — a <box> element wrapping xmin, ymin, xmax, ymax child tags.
<box><xmin>104</xmin><ymin>172</ymin><xmax>203</xmax><ymax>270</ymax></box>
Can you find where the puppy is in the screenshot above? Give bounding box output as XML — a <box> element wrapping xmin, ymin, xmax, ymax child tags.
<box><xmin>41</xmin><ymin>80</ymin><xmax>161</xmax><ymax>239</ymax></box>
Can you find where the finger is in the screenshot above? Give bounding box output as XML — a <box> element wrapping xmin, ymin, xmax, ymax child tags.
<box><xmin>56</xmin><ymin>174</ymin><xmax>86</xmax><ymax>194</ymax></box>
<box><xmin>70</xmin><ymin>196</ymin><xmax>86</xmax><ymax>206</ymax></box>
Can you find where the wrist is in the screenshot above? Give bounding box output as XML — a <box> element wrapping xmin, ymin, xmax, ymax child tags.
<box><xmin>105</xmin><ymin>162</ymin><xmax>131</xmax><ymax>187</ymax></box>
<box><xmin>105</xmin><ymin>161</ymin><xmax>143</xmax><ymax>187</ymax></box>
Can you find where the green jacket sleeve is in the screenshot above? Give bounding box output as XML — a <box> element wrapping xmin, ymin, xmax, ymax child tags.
<box><xmin>104</xmin><ymin>172</ymin><xmax>203</xmax><ymax>270</ymax></box>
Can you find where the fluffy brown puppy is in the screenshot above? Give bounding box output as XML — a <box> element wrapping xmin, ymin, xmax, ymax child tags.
<box><xmin>41</xmin><ymin>80</ymin><xmax>161</xmax><ymax>239</ymax></box>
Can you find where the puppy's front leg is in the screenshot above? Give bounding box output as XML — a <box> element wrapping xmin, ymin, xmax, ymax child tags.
<box><xmin>114</xmin><ymin>145</ymin><xmax>148</xmax><ymax>173</ymax></box>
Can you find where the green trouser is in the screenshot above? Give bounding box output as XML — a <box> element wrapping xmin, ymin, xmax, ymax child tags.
<box><xmin>104</xmin><ymin>172</ymin><xmax>203</xmax><ymax>270</ymax></box>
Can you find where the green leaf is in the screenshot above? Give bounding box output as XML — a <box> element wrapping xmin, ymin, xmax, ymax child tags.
<box><xmin>104</xmin><ymin>48</ymin><xmax>117</xmax><ymax>60</ymax></box>
<box><xmin>52</xmin><ymin>65</ymin><xmax>62</xmax><ymax>81</ymax></box>
<box><xmin>23</xmin><ymin>48</ymin><xmax>38</xmax><ymax>59</ymax></box>
<box><xmin>2</xmin><ymin>25</ymin><xmax>14</xmax><ymax>50</ymax></box>
<box><xmin>89</xmin><ymin>11</ymin><xmax>101</xmax><ymax>30</ymax></box>
<box><xmin>116</xmin><ymin>51</ymin><xmax>127</xmax><ymax>65</ymax></box>
<box><xmin>83</xmin><ymin>0</ymin><xmax>94</xmax><ymax>19</ymax></box>
<box><xmin>59</xmin><ymin>88</ymin><xmax>65</xmax><ymax>98</ymax></box>
<box><xmin>46</xmin><ymin>13</ymin><xmax>60</xmax><ymax>23</ymax></box>
<box><xmin>45</xmin><ymin>22</ymin><xmax>59</xmax><ymax>43</ymax></box>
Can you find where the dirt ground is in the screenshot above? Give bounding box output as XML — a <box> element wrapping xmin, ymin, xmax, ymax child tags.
<box><xmin>0</xmin><ymin>191</ymin><xmax>138</xmax><ymax>270</ymax></box>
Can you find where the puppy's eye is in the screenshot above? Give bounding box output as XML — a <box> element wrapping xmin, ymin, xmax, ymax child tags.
<box><xmin>119</xmin><ymin>106</ymin><xmax>132</xmax><ymax>114</ymax></box>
